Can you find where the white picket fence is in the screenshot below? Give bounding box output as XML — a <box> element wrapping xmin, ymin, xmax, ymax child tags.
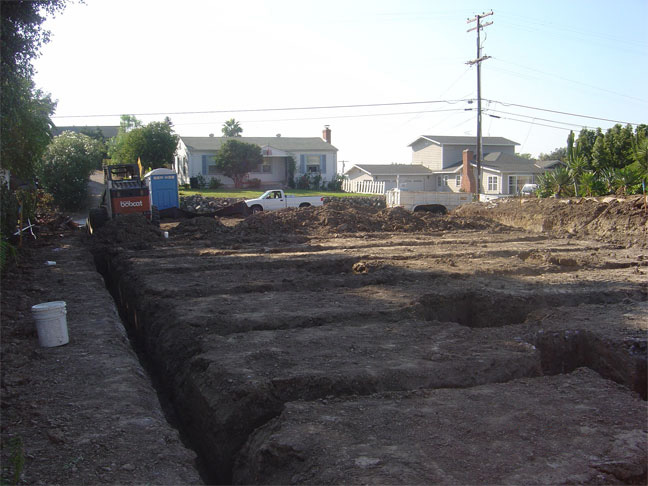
<box><xmin>342</xmin><ymin>179</ymin><xmax>386</xmax><ymax>195</ymax></box>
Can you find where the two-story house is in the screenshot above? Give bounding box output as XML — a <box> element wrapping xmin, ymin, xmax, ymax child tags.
<box><xmin>345</xmin><ymin>135</ymin><xmax>553</xmax><ymax>196</ymax></box>
<box><xmin>175</xmin><ymin>127</ymin><xmax>338</xmax><ymax>188</ymax></box>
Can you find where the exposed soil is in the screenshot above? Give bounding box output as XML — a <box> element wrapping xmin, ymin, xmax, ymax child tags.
<box><xmin>1</xmin><ymin>195</ymin><xmax>647</xmax><ymax>485</ymax></box>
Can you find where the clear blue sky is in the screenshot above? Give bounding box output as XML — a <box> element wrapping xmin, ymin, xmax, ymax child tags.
<box><xmin>34</xmin><ymin>0</ymin><xmax>647</xmax><ymax>168</ymax></box>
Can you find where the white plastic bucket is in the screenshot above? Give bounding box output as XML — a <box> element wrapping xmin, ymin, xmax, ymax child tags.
<box><xmin>31</xmin><ymin>301</ymin><xmax>69</xmax><ymax>347</ymax></box>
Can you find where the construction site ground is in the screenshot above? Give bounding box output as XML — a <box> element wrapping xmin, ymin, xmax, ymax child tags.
<box><xmin>1</xmin><ymin>195</ymin><xmax>647</xmax><ymax>485</ymax></box>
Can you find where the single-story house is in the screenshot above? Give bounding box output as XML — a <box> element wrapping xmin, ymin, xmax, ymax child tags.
<box><xmin>175</xmin><ymin>127</ymin><xmax>338</xmax><ymax>187</ymax></box>
<box><xmin>345</xmin><ymin>135</ymin><xmax>560</xmax><ymax>196</ymax></box>
<box><xmin>344</xmin><ymin>164</ymin><xmax>435</xmax><ymax>191</ymax></box>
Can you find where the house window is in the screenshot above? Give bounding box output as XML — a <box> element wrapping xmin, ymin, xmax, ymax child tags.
<box><xmin>254</xmin><ymin>163</ymin><xmax>272</xmax><ymax>174</ymax></box>
<box><xmin>487</xmin><ymin>176</ymin><xmax>498</xmax><ymax>192</ymax></box>
<box><xmin>306</xmin><ymin>155</ymin><xmax>321</xmax><ymax>173</ymax></box>
<box><xmin>208</xmin><ymin>165</ymin><xmax>219</xmax><ymax>175</ymax></box>
<box><xmin>508</xmin><ymin>175</ymin><xmax>534</xmax><ymax>195</ymax></box>
<box><xmin>201</xmin><ymin>155</ymin><xmax>213</xmax><ymax>175</ymax></box>
<box><xmin>455</xmin><ymin>175</ymin><xmax>462</xmax><ymax>186</ymax></box>
<box><xmin>437</xmin><ymin>175</ymin><xmax>449</xmax><ymax>187</ymax></box>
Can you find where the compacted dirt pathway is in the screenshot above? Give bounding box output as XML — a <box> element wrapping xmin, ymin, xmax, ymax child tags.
<box><xmin>0</xmin><ymin>234</ymin><xmax>201</xmax><ymax>485</ymax></box>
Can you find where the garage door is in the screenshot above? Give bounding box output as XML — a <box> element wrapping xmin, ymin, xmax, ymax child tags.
<box><xmin>403</xmin><ymin>179</ymin><xmax>424</xmax><ymax>191</ymax></box>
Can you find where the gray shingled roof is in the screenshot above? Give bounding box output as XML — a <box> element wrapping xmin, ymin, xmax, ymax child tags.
<box><xmin>446</xmin><ymin>152</ymin><xmax>545</xmax><ymax>173</ymax></box>
<box><xmin>535</xmin><ymin>159</ymin><xmax>566</xmax><ymax>170</ymax></box>
<box><xmin>53</xmin><ymin>125</ymin><xmax>119</xmax><ymax>139</ymax></box>
<box><xmin>180</xmin><ymin>136</ymin><xmax>337</xmax><ymax>152</ymax></box>
<box><xmin>410</xmin><ymin>135</ymin><xmax>518</xmax><ymax>147</ymax></box>
<box><xmin>348</xmin><ymin>164</ymin><xmax>435</xmax><ymax>176</ymax></box>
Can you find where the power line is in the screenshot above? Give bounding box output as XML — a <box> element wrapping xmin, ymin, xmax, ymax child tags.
<box><xmin>486</xmin><ymin>113</ymin><xmax>594</xmax><ymax>132</ymax></box>
<box><xmin>484</xmin><ymin>109</ymin><xmax>596</xmax><ymax>129</ymax></box>
<box><xmin>51</xmin><ymin>99</ymin><xmax>470</xmax><ymax>119</ymax></box>
<box><xmin>491</xmin><ymin>58</ymin><xmax>648</xmax><ymax>104</ymax></box>
<box><xmin>174</xmin><ymin>108</ymin><xmax>468</xmax><ymax>126</ymax></box>
<box><xmin>486</xmin><ymin>99</ymin><xmax>643</xmax><ymax>126</ymax></box>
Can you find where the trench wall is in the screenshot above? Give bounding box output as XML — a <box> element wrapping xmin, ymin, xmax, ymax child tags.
<box><xmin>92</xmin><ymin>237</ymin><xmax>647</xmax><ymax>484</ymax></box>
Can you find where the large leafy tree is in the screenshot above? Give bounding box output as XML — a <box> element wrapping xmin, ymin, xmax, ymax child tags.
<box><xmin>37</xmin><ymin>131</ymin><xmax>104</xmax><ymax>210</ymax></box>
<box><xmin>213</xmin><ymin>139</ymin><xmax>262</xmax><ymax>188</ymax></box>
<box><xmin>222</xmin><ymin>118</ymin><xmax>243</xmax><ymax>137</ymax></box>
<box><xmin>591</xmin><ymin>133</ymin><xmax>611</xmax><ymax>172</ymax></box>
<box><xmin>1</xmin><ymin>0</ymin><xmax>69</xmax><ymax>179</ymax></box>
<box><xmin>538</xmin><ymin>147</ymin><xmax>567</xmax><ymax>161</ymax></box>
<box><xmin>108</xmin><ymin>116</ymin><xmax>178</xmax><ymax>169</ymax></box>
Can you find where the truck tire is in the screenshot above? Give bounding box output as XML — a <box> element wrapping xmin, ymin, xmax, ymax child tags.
<box><xmin>250</xmin><ymin>205</ymin><xmax>263</xmax><ymax>214</ymax></box>
<box><xmin>151</xmin><ymin>205</ymin><xmax>160</xmax><ymax>227</ymax></box>
<box><xmin>298</xmin><ymin>203</ymin><xmax>311</xmax><ymax>208</ymax></box>
<box><xmin>87</xmin><ymin>207</ymin><xmax>108</xmax><ymax>234</ymax></box>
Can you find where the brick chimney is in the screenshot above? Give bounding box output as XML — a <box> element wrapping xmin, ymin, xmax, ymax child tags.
<box><xmin>322</xmin><ymin>125</ymin><xmax>331</xmax><ymax>144</ymax></box>
<box><xmin>460</xmin><ymin>149</ymin><xmax>477</xmax><ymax>193</ymax></box>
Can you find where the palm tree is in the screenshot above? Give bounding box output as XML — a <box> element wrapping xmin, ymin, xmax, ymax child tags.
<box><xmin>613</xmin><ymin>167</ymin><xmax>640</xmax><ymax>195</ymax></box>
<box><xmin>631</xmin><ymin>137</ymin><xmax>648</xmax><ymax>183</ymax></box>
<box><xmin>552</xmin><ymin>166</ymin><xmax>572</xmax><ymax>197</ymax></box>
<box><xmin>599</xmin><ymin>168</ymin><xmax>616</xmax><ymax>194</ymax></box>
<box><xmin>536</xmin><ymin>171</ymin><xmax>555</xmax><ymax>198</ymax></box>
<box><xmin>579</xmin><ymin>171</ymin><xmax>600</xmax><ymax>197</ymax></box>
<box><xmin>222</xmin><ymin>118</ymin><xmax>243</xmax><ymax>137</ymax></box>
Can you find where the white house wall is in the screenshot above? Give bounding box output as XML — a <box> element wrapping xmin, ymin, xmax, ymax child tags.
<box><xmin>412</xmin><ymin>141</ymin><xmax>443</xmax><ymax>171</ymax></box>
<box><xmin>175</xmin><ymin>140</ymin><xmax>190</xmax><ymax>184</ymax></box>
<box><xmin>481</xmin><ymin>168</ymin><xmax>501</xmax><ymax>195</ymax></box>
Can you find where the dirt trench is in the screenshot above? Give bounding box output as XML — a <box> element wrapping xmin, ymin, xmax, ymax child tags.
<box><xmin>87</xmin><ymin>200</ymin><xmax>647</xmax><ymax>485</ymax></box>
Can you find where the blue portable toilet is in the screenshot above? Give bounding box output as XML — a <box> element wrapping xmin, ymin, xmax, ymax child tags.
<box><xmin>144</xmin><ymin>168</ymin><xmax>179</xmax><ymax>210</ymax></box>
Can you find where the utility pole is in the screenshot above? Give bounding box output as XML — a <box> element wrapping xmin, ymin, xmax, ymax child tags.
<box><xmin>467</xmin><ymin>11</ymin><xmax>493</xmax><ymax>196</ymax></box>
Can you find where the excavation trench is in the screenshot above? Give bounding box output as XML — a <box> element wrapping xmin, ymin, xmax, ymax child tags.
<box><xmin>92</xmin><ymin>248</ymin><xmax>647</xmax><ymax>484</ymax></box>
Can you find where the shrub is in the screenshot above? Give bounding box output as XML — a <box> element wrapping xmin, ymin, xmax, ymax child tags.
<box><xmin>208</xmin><ymin>177</ymin><xmax>223</xmax><ymax>189</ymax></box>
<box><xmin>37</xmin><ymin>132</ymin><xmax>104</xmax><ymax>210</ymax></box>
<box><xmin>296</xmin><ymin>174</ymin><xmax>310</xmax><ymax>189</ymax></box>
<box><xmin>195</xmin><ymin>174</ymin><xmax>207</xmax><ymax>189</ymax></box>
<box><xmin>246</xmin><ymin>178</ymin><xmax>262</xmax><ymax>189</ymax></box>
<box><xmin>0</xmin><ymin>184</ymin><xmax>19</xmax><ymax>238</ymax></box>
<box><xmin>327</xmin><ymin>174</ymin><xmax>344</xmax><ymax>191</ymax></box>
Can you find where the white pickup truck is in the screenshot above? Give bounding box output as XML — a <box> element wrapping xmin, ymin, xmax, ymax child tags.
<box><xmin>386</xmin><ymin>189</ymin><xmax>473</xmax><ymax>214</ymax></box>
<box><xmin>245</xmin><ymin>189</ymin><xmax>325</xmax><ymax>213</ymax></box>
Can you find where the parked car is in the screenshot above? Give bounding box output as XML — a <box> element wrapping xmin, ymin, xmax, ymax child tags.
<box><xmin>521</xmin><ymin>183</ymin><xmax>539</xmax><ymax>195</ymax></box>
<box><xmin>244</xmin><ymin>189</ymin><xmax>325</xmax><ymax>213</ymax></box>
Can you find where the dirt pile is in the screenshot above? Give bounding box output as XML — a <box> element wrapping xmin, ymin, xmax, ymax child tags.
<box><xmin>174</xmin><ymin>216</ymin><xmax>229</xmax><ymax>237</ymax></box>
<box><xmin>91</xmin><ymin>214</ymin><xmax>163</xmax><ymax>247</ymax></box>
<box><xmin>235</xmin><ymin>202</ymin><xmax>505</xmax><ymax>236</ymax></box>
<box><xmin>455</xmin><ymin>195</ymin><xmax>648</xmax><ymax>247</ymax></box>
<box><xmin>173</xmin><ymin>201</ymin><xmax>507</xmax><ymax>241</ymax></box>
<box><xmin>180</xmin><ymin>195</ymin><xmax>241</xmax><ymax>213</ymax></box>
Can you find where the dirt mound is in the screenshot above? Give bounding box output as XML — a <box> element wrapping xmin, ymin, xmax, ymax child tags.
<box><xmin>454</xmin><ymin>196</ymin><xmax>648</xmax><ymax>247</ymax></box>
<box><xmin>92</xmin><ymin>214</ymin><xmax>163</xmax><ymax>246</ymax></box>
<box><xmin>174</xmin><ymin>216</ymin><xmax>229</xmax><ymax>237</ymax></box>
<box><xmin>168</xmin><ymin>200</ymin><xmax>509</xmax><ymax>242</ymax></box>
<box><xmin>229</xmin><ymin>203</ymin><xmax>506</xmax><ymax>237</ymax></box>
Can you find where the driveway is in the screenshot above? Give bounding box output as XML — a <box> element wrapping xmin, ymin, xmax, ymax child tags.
<box><xmin>67</xmin><ymin>170</ymin><xmax>104</xmax><ymax>225</ymax></box>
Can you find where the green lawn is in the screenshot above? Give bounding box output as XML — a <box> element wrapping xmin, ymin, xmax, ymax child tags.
<box><xmin>178</xmin><ymin>188</ymin><xmax>378</xmax><ymax>198</ymax></box>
